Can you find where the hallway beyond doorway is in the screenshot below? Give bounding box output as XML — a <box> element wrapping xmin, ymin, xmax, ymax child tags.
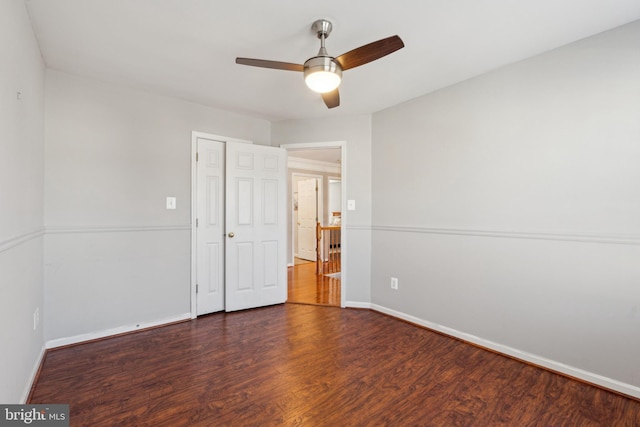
<box><xmin>287</xmin><ymin>262</ymin><xmax>340</xmax><ymax>306</ymax></box>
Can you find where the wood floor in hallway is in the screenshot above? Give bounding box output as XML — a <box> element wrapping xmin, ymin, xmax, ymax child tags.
<box><xmin>29</xmin><ymin>304</ymin><xmax>640</xmax><ymax>426</ymax></box>
<box><xmin>287</xmin><ymin>261</ymin><xmax>340</xmax><ymax>306</ymax></box>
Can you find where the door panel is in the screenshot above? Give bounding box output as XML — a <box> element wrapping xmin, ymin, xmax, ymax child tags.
<box><xmin>236</xmin><ymin>178</ymin><xmax>253</xmax><ymax>225</ymax></box>
<box><xmin>235</xmin><ymin>242</ymin><xmax>253</xmax><ymax>291</ymax></box>
<box><xmin>263</xmin><ymin>241</ymin><xmax>279</xmax><ymax>287</ymax></box>
<box><xmin>263</xmin><ymin>180</ymin><xmax>278</xmax><ymax>224</ymax></box>
<box><xmin>225</xmin><ymin>141</ymin><xmax>287</xmax><ymax>312</ymax></box>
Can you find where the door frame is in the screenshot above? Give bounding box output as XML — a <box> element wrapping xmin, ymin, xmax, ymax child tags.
<box><xmin>190</xmin><ymin>131</ymin><xmax>253</xmax><ymax>319</ymax></box>
<box><xmin>281</xmin><ymin>141</ymin><xmax>347</xmax><ymax>308</ymax></box>
<box><xmin>328</xmin><ymin>176</ymin><xmax>342</xmax><ymax>222</ymax></box>
<box><xmin>292</xmin><ymin>173</ymin><xmax>323</xmax><ymax>263</ymax></box>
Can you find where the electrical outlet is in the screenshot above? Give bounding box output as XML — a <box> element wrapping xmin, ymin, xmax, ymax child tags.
<box><xmin>390</xmin><ymin>277</ymin><xmax>399</xmax><ymax>290</ymax></box>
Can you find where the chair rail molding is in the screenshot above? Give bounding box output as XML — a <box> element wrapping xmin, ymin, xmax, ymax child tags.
<box><xmin>45</xmin><ymin>225</ymin><xmax>191</xmax><ymax>234</ymax></box>
<box><xmin>0</xmin><ymin>227</ymin><xmax>45</xmax><ymax>253</ymax></box>
<box><xmin>372</xmin><ymin>225</ymin><xmax>640</xmax><ymax>246</ymax></box>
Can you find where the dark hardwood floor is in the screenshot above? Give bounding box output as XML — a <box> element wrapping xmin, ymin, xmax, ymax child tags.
<box><xmin>29</xmin><ymin>304</ymin><xmax>640</xmax><ymax>426</ymax></box>
<box><xmin>287</xmin><ymin>261</ymin><xmax>340</xmax><ymax>306</ymax></box>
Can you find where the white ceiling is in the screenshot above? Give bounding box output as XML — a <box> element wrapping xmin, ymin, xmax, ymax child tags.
<box><xmin>25</xmin><ymin>0</ymin><xmax>640</xmax><ymax>122</ymax></box>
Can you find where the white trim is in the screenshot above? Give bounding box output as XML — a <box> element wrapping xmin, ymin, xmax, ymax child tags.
<box><xmin>281</xmin><ymin>142</ymin><xmax>343</xmax><ymax>151</ymax></box>
<box><xmin>345</xmin><ymin>224</ymin><xmax>371</xmax><ymax>231</ymax></box>
<box><xmin>371</xmin><ymin>304</ymin><xmax>640</xmax><ymax>399</ymax></box>
<box><xmin>191</xmin><ymin>132</ymin><xmax>199</xmax><ymax>319</ymax></box>
<box><xmin>45</xmin><ymin>313</ymin><xmax>191</xmax><ymax>349</ymax></box>
<box><xmin>191</xmin><ymin>131</ymin><xmax>253</xmax><ymax>146</ymax></box>
<box><xmin>373</xmin><ymin>225</ymin><xmax>640</xmax><ymax>246</ymax></box>
<box><xmin>46</xmin><ymin>225</ymin><xmax>190</xmax><ymax>234</ymax></box>
<box><xmin>288</xmin><ymin>156</ymin><xmax>341</xmax><ymax>174</ymax></box>
<box><xmin>0</xmin><ymin>227</ymin><xmax>45</xmax><ymax>253</ymax></box>
<box><xmin>345</xmin><ymin>301</ymin><xmax>372</xmax><ymax>309</ymax></box>
<box><xmin>20</xmin><ymin>344</ymin><xmax>46</xmax><ymax>404</ymax></box>
<box><xmin>281</xmin><ymin>141</ymin><xmax>348</xmax><ymax>308</ymax></box>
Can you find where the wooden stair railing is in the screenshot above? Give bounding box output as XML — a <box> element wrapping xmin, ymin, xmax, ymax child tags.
<box><xmin>316</xmin><ymin>222</ymin><xmax>341</xmax><ymax>275</ymax></box>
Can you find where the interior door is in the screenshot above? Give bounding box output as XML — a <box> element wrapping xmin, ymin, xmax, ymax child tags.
<box><xmin>225</xmin><ymin>141</ymin><xmax>287</xmax><ymax>312</ymax></box>
<box><xmin>297</xmin><ymin>178</ymin><xmax>318</xmax><ymax>261</ymax></box>
<box><xmin>195</xmin><ymin>138</ymin><xmax>225</xmax><ymax>315</ymax></box>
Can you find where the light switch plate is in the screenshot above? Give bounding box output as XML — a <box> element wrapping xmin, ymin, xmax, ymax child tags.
<box><xmin>347</xmin><ymin>200</ymin><xmax>356</xmax><ymax>211</ymax></box>
<box><xmin>166</xmin><ymin>197</ymin><xmax>177</xmax><ymax>210</ymax></box>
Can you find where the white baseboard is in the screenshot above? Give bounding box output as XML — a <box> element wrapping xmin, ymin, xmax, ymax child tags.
<box><xmin>371</xmin><ymin>304</ymin><xmax>640</xmax><ymax>400</ymax></box>
<box><xmin>21</xmin><ymin>344</ymin><xmax>46</xmax><ymax>404</ymax></box>
<box><xmin>45</xmin><ymin>313</ymin><xmax>192</xmax><ymax>349</ymax></box>
<box><xmin>345</xmin><ymin>301</ymin><xmax>371</xmax><ymax>309</ymax></box>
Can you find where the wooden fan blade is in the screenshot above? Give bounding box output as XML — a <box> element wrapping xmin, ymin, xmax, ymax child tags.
<box><xmin>236</xmin><ymin>58</ymin><xmax>304</xmax><ymax>72</ymax></box>
<box><xmin>335</xmin><ymin>35</ymin><xmax>404</xmax><ymax>71</ymax></box>
<box><xmin>321</xmin><ymin>89</ymin><xmax>340</xmax><ymax>109</ymax></box>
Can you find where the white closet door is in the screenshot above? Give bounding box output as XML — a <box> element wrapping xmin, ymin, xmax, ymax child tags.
<box><xmin>224</xmin><ymin>141</ymin><xmax>287</xmax><ymax>312</ymax></box>
<box><xmin>195</xmin><ymin>138</ymin><xmax>225</xmax><ymax>315</ymax></box>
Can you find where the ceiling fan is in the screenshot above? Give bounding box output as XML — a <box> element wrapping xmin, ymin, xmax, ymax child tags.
<box><xmin>236</xmin><ymin>19</ymin><xmax>404</xmax><ymax>109</ymax></box>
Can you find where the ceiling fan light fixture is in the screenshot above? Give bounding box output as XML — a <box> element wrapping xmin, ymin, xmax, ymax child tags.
<box><xmin>235</xmin><ymin>17</ymin><xmax>404</xmax><ymax>108</ymax></box>
<box><xmin>304</xmin><ymin>56</ymin><xmax>342</xmax><ymax>93</ymax></box>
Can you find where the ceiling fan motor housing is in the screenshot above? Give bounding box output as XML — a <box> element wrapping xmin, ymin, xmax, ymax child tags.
<box><xmin>303</xmin><ymin>56</ymin><xmax>342</xmax><ymax>93</ymax></box>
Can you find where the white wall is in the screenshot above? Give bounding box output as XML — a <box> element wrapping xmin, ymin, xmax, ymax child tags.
<box><xmin>371</xmin><ymin>21</ymin><xmax>640</xmax><ymax>397</ymax></box>
<box><xmin>273</xmin><ymin>115</ymin><xmax>372</xmax><ymax>306</ymax></box>
<box><xmin>44</xmin><ymin>70</ymin><xmax>271</xmax><ymax>343</ymax></box>
<box><xmin>0</xmin><ymin>0</ymin><xmax>46</xmax><ymax>402</ymax></box>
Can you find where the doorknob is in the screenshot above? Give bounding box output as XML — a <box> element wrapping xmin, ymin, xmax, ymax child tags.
<box><xmin>227</xmin><ymin>232</ymin><xmax>235</xmax><ymax>238</ymax></box>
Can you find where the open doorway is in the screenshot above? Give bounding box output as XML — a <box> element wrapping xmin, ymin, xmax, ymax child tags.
<box><xmin>282</xmin><ymin>142</ymin><xmax>345</xmax><ymax>307</ymax></box>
